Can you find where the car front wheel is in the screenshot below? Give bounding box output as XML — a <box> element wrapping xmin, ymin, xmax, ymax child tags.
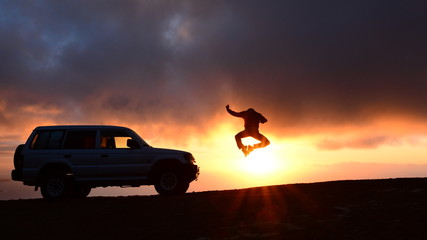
<box><xmin>154</xmin><ymin>169</ymin><xmax>189</xmax><ymax>195</ymax></box>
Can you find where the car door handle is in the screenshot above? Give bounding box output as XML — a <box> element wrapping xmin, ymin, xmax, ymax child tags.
<box><xmin>64</xmin><ymin>154</ymin><xmax>71</xmax><ymax>158</ymax></box>
<box><xmin>100</xmin><ymin>154</ymin><xmax>108</xmax><ymax>158</ymax></box>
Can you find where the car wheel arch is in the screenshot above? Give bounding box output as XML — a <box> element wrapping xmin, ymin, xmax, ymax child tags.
<box><xmin>37</xmin><ymin>163</ymin><xmax>73</xmax><ymax>183</ymax></box>
<box><xmin>150</xmin><ymin>159</ymin><xmax>182</xmax><ymax>180</ymax></box>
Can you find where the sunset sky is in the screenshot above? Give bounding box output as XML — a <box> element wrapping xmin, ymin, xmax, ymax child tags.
<box><xmin>1</xmin><ymin>0</ymin><xmax>427</xmax><ymax>199</ymax></box>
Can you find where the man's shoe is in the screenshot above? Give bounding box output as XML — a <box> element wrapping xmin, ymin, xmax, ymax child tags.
<box><xmin>242</xmin><ymin>146</ymin><xmax>249</xmax><ymax>157</ymax></box>
<box><xmin>247</xmin><ymin>145</ymin><xmax>255</xmax><ymax>155</ymax></box>
<box><xmin>242</xmin><ymin>145</ymin><xmax>255</xmax><ymax>157</ymax></box>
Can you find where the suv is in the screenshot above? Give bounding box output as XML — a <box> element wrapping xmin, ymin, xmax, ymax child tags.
<box><xmin>11</xmin><ymin>125</ymin><xmax>199</xmax><ymax>200</ymax></box>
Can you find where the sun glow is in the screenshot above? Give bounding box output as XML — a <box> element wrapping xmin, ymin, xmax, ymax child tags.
<box><xmin>239</xmin><ymin>147</ymin><xmax>280</xmax><ymax>175</ymax></box>
<box><xmin>182</xmin><ymin>124</ymin><xmax>294</xmax><ymax>191</ymax></box>
<box><xmin>238</xmin><ymin>137</ymin><xmax>283</xmax><ymax>175</ymax></box>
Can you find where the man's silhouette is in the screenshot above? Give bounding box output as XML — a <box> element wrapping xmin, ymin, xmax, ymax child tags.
<box><xmin>226</xmin><ymin>104</ymin><xmax>270</xmax><ymax>156</ymax></box>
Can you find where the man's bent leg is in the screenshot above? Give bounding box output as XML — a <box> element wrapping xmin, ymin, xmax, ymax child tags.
<box><xmin>252</xmin><ymin>133</ymin><xmax>270</xmax><ymax>149</ymax></box>
<box><xmin>235</xmin><ymin>130</ymin><xmax>249</xmax><ymax>149</ymax></box>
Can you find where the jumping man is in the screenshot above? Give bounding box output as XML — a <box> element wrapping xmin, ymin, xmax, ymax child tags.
<box><xmin>226</xmin><ymin>104</ymin><xmax>270</xmax><ymax>156</ymax></box>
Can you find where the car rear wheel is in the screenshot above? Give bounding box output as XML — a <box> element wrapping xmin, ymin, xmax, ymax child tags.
<box><xmin>154</xmin><ymin>169</ymin><xmax>189</xmax><ymax>195</ymax></box>
<box><xmin>41</xmin><ymin>174</ymin><xmax>71</xmax><ymax>200</ymax></box>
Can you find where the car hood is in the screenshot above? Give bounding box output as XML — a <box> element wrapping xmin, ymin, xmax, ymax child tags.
<box><xmin>143</xmin><ymin>147</ymin><xmax>189</xmax><ymax>155</ymax></box>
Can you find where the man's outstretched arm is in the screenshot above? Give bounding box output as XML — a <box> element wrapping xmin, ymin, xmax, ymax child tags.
<box><xmin>226</xmin><ymin>104</ymin><xmax>243</xmax><ymax>117</ymax></box>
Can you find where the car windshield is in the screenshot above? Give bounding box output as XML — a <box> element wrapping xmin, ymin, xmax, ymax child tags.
<box><xmin>128</xmin><ymin>129</ymin><xmax>151</xmax><ymax>147</ymax></box>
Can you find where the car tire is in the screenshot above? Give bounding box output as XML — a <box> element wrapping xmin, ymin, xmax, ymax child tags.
<box><xmin>40</xmin><ymin>174</ymin><xmax>71</xmax><ymax>201</ymax></box>
<box><xmin>154</xmin><ymin>169</ymin><xmax>189</xmax><ymax>195</ymax></box>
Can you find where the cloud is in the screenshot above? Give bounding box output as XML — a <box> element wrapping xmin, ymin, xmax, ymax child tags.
<box><xmin>0</xmin><ymin>0</ymin><xmax>426</xmax><ymax>144</ymax></box>
<box><xmin>316</xmin><ymin>136</ymin><xmax>399</xmax><ymax>150</ymax></box>
<box><xmin>316</xmin><ymin>134</ymin><xmax>427</xmax><ymax>151</ymax></box>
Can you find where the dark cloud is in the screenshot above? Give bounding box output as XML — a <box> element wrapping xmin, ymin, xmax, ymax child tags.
<box><xmin>0</xmin><ymin>0</ymin><xmax>426</xmax><ymax>141</ymax></box>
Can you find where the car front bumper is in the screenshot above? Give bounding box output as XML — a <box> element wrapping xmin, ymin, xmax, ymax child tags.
<box><xmin>183</xmin><ymin>164</ymin><xmax>200</xmax><ymax>182</ymax></box>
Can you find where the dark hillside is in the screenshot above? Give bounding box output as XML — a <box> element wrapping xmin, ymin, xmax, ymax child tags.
<box><xmin>1</xmin><ymin>178</ymin><xmax>427</xmax><ymax>239</ymax></box>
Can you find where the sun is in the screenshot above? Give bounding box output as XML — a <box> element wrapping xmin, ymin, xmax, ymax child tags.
<box><xmin>240</xmin><ymin>148</ymin><xmax>279</xmax><ymax>175</ymax></box>
<box><xmin>238</xmin><ymin>137</ymin><xmax>282</xmax><ymax>175</ymax></box>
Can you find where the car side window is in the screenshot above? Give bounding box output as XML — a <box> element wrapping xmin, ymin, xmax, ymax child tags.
<box><xmin>100</xmin><ymin>130</ymin><xmax>139</xmax><ymax>149</ymax></box>
<box><xmin>63</xmin><ymin>131</ymin><xmax>97</xmax><ymax>149</ymax></box>
<box><xmin>30</xmin><ymin>130</ymin><xmax>65</xmax><ymax>149</ymax></box>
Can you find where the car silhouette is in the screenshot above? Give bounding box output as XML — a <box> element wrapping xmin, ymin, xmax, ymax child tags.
<box><xmin>11</xmin><ymin>125</ymin><xmax>199</xmax><ymax>200</ymax></box>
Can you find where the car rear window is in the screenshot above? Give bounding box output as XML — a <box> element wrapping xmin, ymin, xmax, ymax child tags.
<box><xmin>63</xmin><ymin>130</ymin><xmax>97</xmax><ymax>149</ymax></box>
<box><xmin>30</xmin><ymin>130</ymin><xmax>65</xmax><ymax>149</ymax></box>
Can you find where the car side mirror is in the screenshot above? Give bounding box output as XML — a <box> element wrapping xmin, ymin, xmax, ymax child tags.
<box><xmin>127</xmin><ymin>139</ymin><xmax>140</xmax><ymax>149</ymax></box>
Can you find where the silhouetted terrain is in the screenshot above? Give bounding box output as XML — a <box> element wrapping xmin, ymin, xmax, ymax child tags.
<box><xmin>1</xmin><ymin>178</ymin><xmax>427</xmax><ymax>239</ymax></box>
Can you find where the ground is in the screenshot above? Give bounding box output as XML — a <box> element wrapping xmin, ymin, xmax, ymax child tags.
<box><xmin>1</xmin><ymin>178</ymin><xmax>427</xmax><ymax>239</ymax></box>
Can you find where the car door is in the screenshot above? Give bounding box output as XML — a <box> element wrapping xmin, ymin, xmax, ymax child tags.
<box><xmin>97</xmin><ymin>129</ymin><xmax>145</xmax><ymax>179</ymax></box>
<box><xmin>60</xmin><ymin>130</ymin><xmax>99</xmax><ymax>180</ymax></box>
